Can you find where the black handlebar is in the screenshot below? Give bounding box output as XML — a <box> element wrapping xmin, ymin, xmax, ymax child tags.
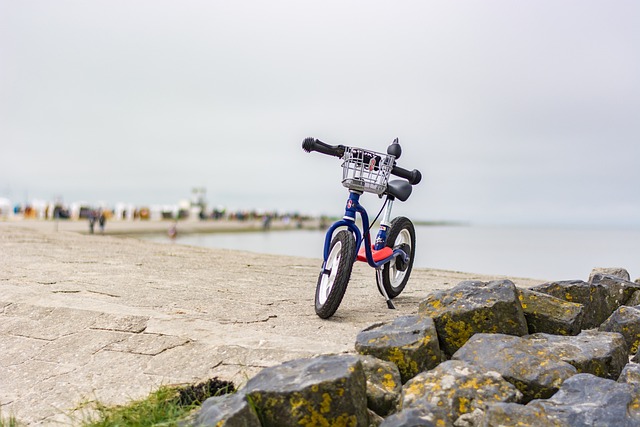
<box><xmin>302</xmin><ymin>137</ymin><xmax>346</xmax><ymax>158</ymax></box>
<box><xmin>302</xmin><ymin>137</ymin><xmax>422</xmax><ymax>185</ymax></box>
<box><xmin>391</xmin><ymin>165</ymin><xmax>422</xmax><ymax>185</ymax></box>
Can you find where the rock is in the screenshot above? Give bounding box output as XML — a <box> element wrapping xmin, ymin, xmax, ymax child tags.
<box><xmin>626</xmin><ymin>290</ymin><xmax>640</xmax><ymax>306</ymax></box>
<box><xmin>517</xmin><ymin>288</ymin><xmax>583</xmax><ymax>335</ymax></box>
<box><xmin>453</xmin><ymin>408</ymin><xmax>484</xmax><ymax>427</ymax></box>
<box><xmin>479</xmin><ymin>402</ymin><xmax>566</xmax><ymax>427</ymax></box>
<box><xmin>617</xmin><ymin>363</ymin><xmax>640</xmax><ymax>386</ymax></box>
<box><xmin>242</xmin><ymin>354</ymin><xmax>368</xmax><ymax>427</ymax></box>
<box><xmin>379</xmin><ymin>405</ymin><xmax>453</xmax><ymax>427</ymax></box>
<box><xmin>526</xmin><ymin>330</ymin><xmax>627</xmax><ymax>380</ymax></box>
<box><xmin>400</xmin><ymin>360</ymin><xmax>522</xmax><ymax>424</ymax></box>
<box><xmin>599</xmin><ymin>305</ymin><xmax>640</xmax><ymax>354</ymax></box>
<box><xmin>452</xmin><ymin>333</ymin><xmax>577</xmax><ymax>402</ymax></box>
<box><xmin>528</xmin><ymin>373</ymin><xmax>640</xmax><ymax>427</ymax></box>
<box><xmin>418</xmin><ymin>280</ymin><xmax>528</xmax><ymax>357</ymax></box>
<box><xmin>589</xmin><ymin>267</ymin><xmax>631</xmax><ymax>282</ymax></box>
<box><xmin>591</xmin><ymin>273</ymin><xmax>640</xmax><ymax>317</ymax></box>
<box><xmin>355</xmin><ymin>315</ymin><xmax>443</xmax><ymax>383</ymax></box>
<box><xmin>367</xmin><ymin>408</ymin><xmax>385</xmax><ymax>427</ymax></box>
<box><xmin>530</xmin><ymin>280</ymin><xmax>610</xmax><ymax>328</ymax></box>
<box><xmin>192</xmin><ymin>393</ymin><xmax>261</xmax><ymax>427</ymax></box>
<box><xmin>359</xmin><ymin>355</ymin><xmax>402</xmax><ymax>417</ymax></box>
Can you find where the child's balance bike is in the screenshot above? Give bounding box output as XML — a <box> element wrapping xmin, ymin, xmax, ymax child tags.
<box><xmin>302</xmin><ymin>137</ymin><xmax>422</xmax><ymax>318</ymax></box>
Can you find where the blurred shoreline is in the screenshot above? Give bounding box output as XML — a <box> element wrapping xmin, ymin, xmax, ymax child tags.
<box><xmin>0</xmin><ymin>217</ymin><xmax>321</xmax><ymax>236</ymax></box>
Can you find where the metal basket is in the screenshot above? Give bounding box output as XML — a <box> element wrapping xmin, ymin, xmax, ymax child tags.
<box><xmin>341</xmin><ymin>147</ymin><xmax>395</xmax><ymax>194</ymax></box>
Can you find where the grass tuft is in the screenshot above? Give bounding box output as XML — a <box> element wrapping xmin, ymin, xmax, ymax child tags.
<box><xmin>82</xmin><ymin>378</ymin><xmax>235</xmax><ymax>427</ymax></box>
<box><xmin>0</xmin><ymin>415</ymin><xmax>20</xmax><ymax>427</ymax></box>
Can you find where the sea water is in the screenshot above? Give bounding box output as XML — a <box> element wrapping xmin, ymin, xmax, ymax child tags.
<box><xmin>142</xmin><ymin>225</ymin><xmax>640</xmax><ymax>282</ymax></box>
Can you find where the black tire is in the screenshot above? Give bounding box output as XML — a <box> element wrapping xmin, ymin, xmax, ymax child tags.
<box><xmin>315</xmin><ymin>230</ymin><xmax>356</xmax><ymax>318</ymax></box>
<box><xmin>381</xmin><ymin>216</ymin><xmax>416</xmax><ymax>298</ymax></box>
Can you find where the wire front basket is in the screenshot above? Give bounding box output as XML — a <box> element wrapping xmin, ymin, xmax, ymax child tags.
<box><xmin>341</xmin><ymin>147</ymin><xmax>395</xmax><ymax>195</ymax></box>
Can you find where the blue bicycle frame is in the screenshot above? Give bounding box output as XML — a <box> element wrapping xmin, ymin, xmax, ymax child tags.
<box><xmin>322</xmin><ymin>191</ymin><xmax>409</xmax><ymax>270</ymax></box>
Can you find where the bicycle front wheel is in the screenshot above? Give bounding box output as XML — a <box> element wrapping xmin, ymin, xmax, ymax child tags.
<box><xmin>381</xmin><ymin>216</ymin><xmax>416</xmax><ymax>298</ymax></box>
<box><xmin>315</xmin><ymin>229</ymin><xmax>356</xmax><ymax>319</ymax></box>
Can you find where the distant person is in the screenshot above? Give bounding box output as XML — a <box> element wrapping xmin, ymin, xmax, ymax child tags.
<box><xmin>168</xmin><ymin>222</ymin><xmax>177</xmax><ymax>239</ymax></box>
<box><xmin>88</xmin><ymin>210</ymin><xmax>97</xmax><ymax>234</ymax></box>
<box><xmin>262</xmin><ymin>214</ymin><xmax>272</xmax><ymax>230</ymax></box>
<box><xmin>98</xmin><ymin>210</ymin><xmax>106</xmax><ymax>234</ymax></box>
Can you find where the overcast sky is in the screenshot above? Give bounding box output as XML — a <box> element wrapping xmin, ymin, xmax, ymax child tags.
<box><xmin>1</xmin><ymin>1</ymin><xmax>639</xmax><ymax>226</ymax></box>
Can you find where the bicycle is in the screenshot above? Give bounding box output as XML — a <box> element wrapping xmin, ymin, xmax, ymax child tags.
<box><xmin>302</xmin><ymin>137</ymin><xmax>422</xmax><ymax>318</ymax></box>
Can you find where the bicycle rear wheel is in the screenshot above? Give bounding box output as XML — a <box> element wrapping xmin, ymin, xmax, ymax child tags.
<box><xmin>315</xmin><ymin>230</ymin><xmax>356</xmax><ymax>318</ymax></box>
<box><xmin>381</xmin><ymin>216</ymin><xmax>416</xmax><ymax>298</ymax></box>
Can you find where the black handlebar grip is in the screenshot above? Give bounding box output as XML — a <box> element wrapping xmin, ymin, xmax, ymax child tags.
<box><xmin>301</xmin><ymin>137</ymin><xmax>345</xmax><ymax>158</ymax></box>
<box><xmin>392</xmin><ymin>165</ymin><xmax>422</xmax><ymax>185</ymax></box>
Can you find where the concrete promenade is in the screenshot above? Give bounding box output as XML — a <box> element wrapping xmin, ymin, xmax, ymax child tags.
<box><xmin>0</xmin><ymin>221</ymin><xmax>540</xmax><ymax>425</ymax></box>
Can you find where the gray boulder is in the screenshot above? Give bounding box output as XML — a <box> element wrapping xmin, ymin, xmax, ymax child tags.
<box><xmin>626</xmin><ymin>290</ymin><xmax>640</xmax><ymax>307</ymax></box>
<box><xmin>359</xmin><ymin>355</ymin><xmax>402</xmax><ymax>417</ymax></box>
<box><xmin>368</xmin><ymin>409</ymin><xmax>385</xmax><ymax>427</ymax></box>
<box><xmin>589</xmin><ymin>267</ymin><xmax>631</xmax><ymax>282</ymax></box>
<box><xmin>479</xmin><ymin>402</ymin><xmax>567</xmax><ymax>427</ymax></box>
<box><xmin>517</xmin><ymin>288</ymin><xmax>584</xmax><ymax>335</ymax></box>
<box><xmin>452</xmin><ymin>333</ymin><xmax>577</xmax><ymax>402</ymax></box>
<box><xmin>526</xmin><ymin>330</ymin><xmax>627</xmax><ymax>380</ymax></box>
<box><xmin>599</xmin><ymin>305</ymin><xmax>640</xmax><ymax>354</ymax></box>
<box><xmin>242</xmin><ymin>354</ymin><xmax>368</xmax><ymax>427</ymax></box>
<box><xmin>530</xmin><ymin>280</ymin><xmax>610</xmax><ymax>328</ymax></box>
<box><xmin>591</xmin><ymin>273</ymin><xmax>640</xmax><ymax>317</ymax></box>
<box><xmin>355</xmin><ymin>315</ymin><xmax>443</xmax><ymax>383</ymax></box>
<box><xmin>528</xmin><ymin>373</ymin><xmax>640</xmax><ymax>427</ymax></box>
<box><xmin>191</xmin><ymin>393</ymin><xmax>261</xmax><ymax>427</ymax></box>
<box><xmin>618</xmin><ymin>363</ymin><xmax>640</xmax><ymax>386</ymax></box>
<box><xmin>418</xmin><ymin>280</ymin><xmax>528</xmax><ymax>357</ymax></box>
<box><xmin>400</xmin><ymin>360</ymin><xmax>522</xmax><ymax>424</ymax></box>
<box><xmin>379</xmin><ymin>405</ymin><xmax>453</xmax><ymax>427</ymax></box>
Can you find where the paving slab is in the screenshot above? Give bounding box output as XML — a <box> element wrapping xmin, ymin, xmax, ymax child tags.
<box><xmin>0</xmin><ymin>222</ymin><xmax>540</xmax><ymax>425</ymax></box>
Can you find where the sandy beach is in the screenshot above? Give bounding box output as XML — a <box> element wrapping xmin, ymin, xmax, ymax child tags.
<box><xmin>0</xmin><ymin>220</ymin><xmax>541</xmax><ymax>425</ymax></box>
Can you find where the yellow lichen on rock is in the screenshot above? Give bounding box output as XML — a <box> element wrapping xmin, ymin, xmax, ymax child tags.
<box><xmin>458</xmin><ymin>396</ymin><xmax>471</xmax><ymax>414</ymax></box>
<box><xmin>289</xmin><ymin>391</ymin><xmax>356</xmax><ymax>427</ymax></box>
<box><xmin>402</xmin><ymin>380</ymin><xmax>426</xmax><ymax>401</ymax></box>
<box><xmin>320</xmin><ymin>393</ymin><xmax>332</xmax><ymax>414</ymax></box>
<box><xmin>427</xmin><ymin>299</ymin><xmax>442</xmax><ymax>310</ymax></box>
<box><xmin>518</xmin><ymin>293</ymin><xmax>529</xmax><ymax>309</ymax></box>
<box><xmin>381</xmin><ymin>373</ymin><xmax>396</xmax><ymax>391</ymax></box>
<box><xmin>370</xmin><ymin>334</ymin><xmax>390</xmax><ymax>344</ymax></box>
<box><xmin>442</xmin><ymin>316</ymin><xmax>474</xmax><ymax>350</ymax></box>
<box><xmin>387</xmin><ymin>347</ymin><xmax>419</xmax><ymax>380</ymax></box>
<box><xmin>290</xmin><ymin>395</ymin><xmax>305</xmax><ymax>411</ymax></box>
